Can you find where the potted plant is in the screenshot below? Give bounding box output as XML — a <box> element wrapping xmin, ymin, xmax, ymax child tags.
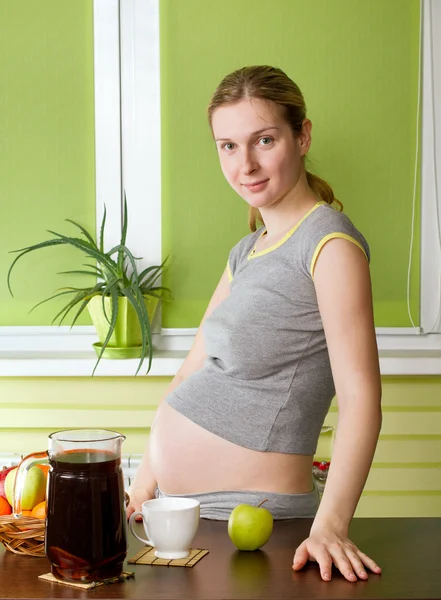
<box><xmin>7</xmin><ymin>198</ymin><xmax>171</xmax><ymax>375</ymax></box>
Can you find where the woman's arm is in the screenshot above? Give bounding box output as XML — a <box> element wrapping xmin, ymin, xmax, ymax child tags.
<box><xmin>292</xmin><ymin>237</ymin><xmax>382</xmax><ymax>582</ymax></box>
<box><xmin>126</xmin><ymin>267</ymin><xmax>231</xmax><ymax>516</ymax></box>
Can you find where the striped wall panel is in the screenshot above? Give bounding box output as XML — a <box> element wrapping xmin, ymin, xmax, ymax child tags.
<box><xmin>319</xmin><ymin>377</ymin><xmax>441</xmax><ymax>517</ymax></box>
<box><xmin>0</xmin><ymin>376</ymin><xmax>440</xmax><ymax>517</ymax></box>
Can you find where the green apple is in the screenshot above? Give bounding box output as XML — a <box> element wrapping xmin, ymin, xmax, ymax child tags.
<box><xmin>228</xmin><ymin>499</ymin><xmax>273</xmax><ymax>551</ymax></box>
<box><xmin>5</xmin><ymin>466</ymin><xmax>46</xmax><ymax>511</ymax></box>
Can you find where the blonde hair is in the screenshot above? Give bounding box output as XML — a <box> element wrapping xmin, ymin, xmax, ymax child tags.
<box><xmin>208</xmin><ymin>65</ymin><xmax>343</xmax><ymax>231</ymax></box>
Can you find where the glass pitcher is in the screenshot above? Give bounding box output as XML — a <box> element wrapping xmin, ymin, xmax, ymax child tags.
<box><xmin>13</xmin><ymin>429</ymin><xmax>128</xmax><ymax>583</ymax></box>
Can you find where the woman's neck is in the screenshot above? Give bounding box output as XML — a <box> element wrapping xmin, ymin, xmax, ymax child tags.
<box><xmin>259</xmin><ymin>186</ymin><xmax>319</xmax><ymax>241</ymax></box>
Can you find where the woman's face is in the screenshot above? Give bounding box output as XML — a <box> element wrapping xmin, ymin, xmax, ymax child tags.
<box><xmin>212</xmin><ymin>98</ymin><xmax>309</xmax><ymax>210</ymax></box>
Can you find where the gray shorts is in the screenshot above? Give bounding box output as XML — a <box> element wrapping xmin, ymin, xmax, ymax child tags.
<box><xmin>154</xmin><ymin>484</ymin><xmax>320</xmax><ymax>521</ymax></box>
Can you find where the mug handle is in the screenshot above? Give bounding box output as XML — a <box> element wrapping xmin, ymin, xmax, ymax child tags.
<box><xmin>129</xmin><ymin>511</ymin><xmax>154</xmax><ymax>547</ymax></box>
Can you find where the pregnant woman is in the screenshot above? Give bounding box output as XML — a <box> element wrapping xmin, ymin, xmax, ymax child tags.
<box><xmin>127</xmin><ymin>65</ymin><xmax>382</xmax><ymax>583</ymax></box>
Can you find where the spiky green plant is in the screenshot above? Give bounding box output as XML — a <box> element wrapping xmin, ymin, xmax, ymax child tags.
<box><xmin>7</xmin><ymin>198</ymin><xmax>171</xmax><ymax>375</ymax></box>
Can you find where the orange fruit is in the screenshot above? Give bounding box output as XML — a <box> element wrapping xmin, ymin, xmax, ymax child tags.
<box><xmin>31</xmin><ymin>501</ymin><xmax>46</xmax><ymax>519</ymax></box>
<box><xmin>21</xmin><ymin>510</ymin><xmax>33</xmax><ymax>516</ymax></box>
<box><xmin>0</xmin><ymin>497</ymin><xmax>12</xmax><ymax>516</ymax></box>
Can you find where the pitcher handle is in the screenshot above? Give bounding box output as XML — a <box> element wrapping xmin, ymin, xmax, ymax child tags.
<box><xmin>129</xmin><ymin>512</ymin><xmax>154</xmax><ymax>548</ymax></box>
<box><xmin>12</xmin><ymin>451</ymin><xmax>49</xmax><ymax>516</ymax></box>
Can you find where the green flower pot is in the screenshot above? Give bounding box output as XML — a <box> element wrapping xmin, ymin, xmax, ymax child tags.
<box><xmin>87</xmin><ymin>295</ymin><xmax>159</xmax><ymax>351</ymax></box>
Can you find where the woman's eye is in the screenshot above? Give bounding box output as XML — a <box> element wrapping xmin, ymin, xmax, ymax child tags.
<box><xmin>222</xmin><ymin>142</ymin><xmax>235</xmax><ymax>151</ymax></box>
<box><xmin>259</xmin><ymin>137</ymin><xmax>273</xmax><ymax>146</ymax></box>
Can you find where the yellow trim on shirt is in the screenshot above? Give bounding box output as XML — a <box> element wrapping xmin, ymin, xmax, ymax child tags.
<box><xmin>248</xmin><ymin>201</ymin><xmax>327</xmax><ymax>260</ymax></box>
<box><xmin>227</xmin><ymin>260</ymin><xmax>233</xmax><ymax>282</ymax></box>
<box><xmin>310</xmin><ymin>233</ymin><xmax>368</xmax><ymax>279</ymax></box>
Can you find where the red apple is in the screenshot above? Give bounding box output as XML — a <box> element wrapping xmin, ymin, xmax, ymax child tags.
<box><xmin>0</xmin><ymin>466</ymin><xmax>16</xmax><ymax>501</ymax></box>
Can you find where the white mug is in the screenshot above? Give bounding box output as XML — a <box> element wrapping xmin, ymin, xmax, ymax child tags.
<box><xmin>129</xmin><ymin>497</ymin><xmax>200</xmax><ymax>559</ymax></box>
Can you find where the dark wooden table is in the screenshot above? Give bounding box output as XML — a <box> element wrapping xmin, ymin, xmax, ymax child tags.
<box><xmin>0</xmin><ymin>518</ymin><xmax>440</xmax><ymax>599</ymax></box>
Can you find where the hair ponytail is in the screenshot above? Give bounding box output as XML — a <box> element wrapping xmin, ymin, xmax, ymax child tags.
<box><xmin>248</xmin><ymin>207</ymin><xmax>263</xmax><ymax>232</ymax></box>
<box><xmin>306</xmin><ymin>171</ymin><xmax>343</xmax><ymax>212</ymax></box>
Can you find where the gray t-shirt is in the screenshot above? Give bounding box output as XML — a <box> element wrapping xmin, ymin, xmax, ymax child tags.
<box><xmin>166</xmin><ymin>201</ymin><xmax>370</xmax><ymax>455</ymax></box>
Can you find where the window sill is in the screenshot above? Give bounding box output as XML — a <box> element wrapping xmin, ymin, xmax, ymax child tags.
<box><xmin>0</xmin><ymin>349</ymin><xmax>187</xmax><ymax>377</ymax></box>
<box><xmin>1</xmin><ymin>327</ymin><xmax>441</xmax><ymax>377</ymax></box>
<box><xmin>378</xmin><ymin>349</ymin><xmax>441</xmax><ymax>376</ymax></box>
<box><xmin>1</xmin><ymin>349</ymin><xmax>441</xmax><ymax>377</ymax></box>
<box><xmin>0</xmin><ymin>326</ymin><xmax>192</xmax><ymax>377</ymax></box>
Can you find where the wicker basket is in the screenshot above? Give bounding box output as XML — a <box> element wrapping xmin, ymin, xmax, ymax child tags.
<box><xmin>0</xmin><ymin>515</ymin><xmax>45</xmax><ymax>557</ymax></box>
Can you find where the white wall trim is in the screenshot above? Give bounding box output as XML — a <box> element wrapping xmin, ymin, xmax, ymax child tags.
<box><xmin>0</xmin><ymin>327</ymin><xmax>196</xmax><ymax>353</ymax></box>
<box><xmin>0</xmin><ymin>353</ymin><xmax>186</xmax><ymax>377</ymax></box>
<box><xmin>119</xmin><ymin>0</ymin><xmax>162</xmax><ymax>268</ymax></box>
<box><xmin>1</xmin><ymin>327</ymin><xmax>441</xmax><ymax>376</ymax></box>
<box><xmin>0</xmin><ymin>326</ymin><xmax>435</xmax><ymax>352</ymax></box>
<box><xmin>0</xmin><ymin>326</ymin><xmax>193</xmax><ymax>377</ymax></box>
<box><xmin>93</xmin><ymin>0</ymin><xmax>123</xmax><ymax>247</ymax></box>
<box><xmin>421</xmin><ymin>0</ymin><xmax>441</xmax><ymax>333</ymax></box>
<box><xmin>93</xmin><ymin>0</ymin><xmax>162</xmax><ymax>265</ymax></box>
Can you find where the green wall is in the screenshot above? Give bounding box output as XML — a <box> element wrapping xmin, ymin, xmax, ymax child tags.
<box><xmin>161</xmin><ymin>0</ymin><xmax>421</xmax><ymax>328</ymax></box>
<box><xmin>0</xmin><ymin>0</ymin><xmax>95</xmax><ymax>325</ymax></box>
<box><xmin>0</xmin><ymin>0</ymin><xmax>421</xmax><ymax>328</ymax></box>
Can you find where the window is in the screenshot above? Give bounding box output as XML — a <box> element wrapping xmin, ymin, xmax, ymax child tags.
<box><xmin>99</xmin><ymin>1</ymin><xmax>441</xmax><ymax>340</ymax></box>
<box><xmin>2</xmin><ymin>0</ymin><xmax>441</xmax><ymax>376</ymax></box>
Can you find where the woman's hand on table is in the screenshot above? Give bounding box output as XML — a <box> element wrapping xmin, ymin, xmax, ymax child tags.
<box><xmin>292</xmin><ymin>525</ymin><xmax>382</xmax><ymax>582</ymax></box>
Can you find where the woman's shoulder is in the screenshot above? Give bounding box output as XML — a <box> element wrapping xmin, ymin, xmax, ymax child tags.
<box><xmin>309</xmin><ymin>202</ymin><xmax>361</xmax><ymax>227</ymax></box>
<box><xmin>306</xmin><ymin>203</ymin><xmax>368</xmax><ymax>244</ymax></box>
<box><xmin>296</xmin><ymin>202</ymin><xmax>371</xmax><ymax>273</ymax></box>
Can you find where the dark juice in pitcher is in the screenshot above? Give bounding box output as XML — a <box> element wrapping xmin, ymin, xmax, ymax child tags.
<box><xmin>46</xmin><ymin>450</ymin><xmax>127</xmax><ymax>583</ymax></box>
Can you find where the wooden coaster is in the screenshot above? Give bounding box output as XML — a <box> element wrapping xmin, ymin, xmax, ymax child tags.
<box><xmin>128</xmin><ymin>546</ymin><xmax>209</xmax><ymax>567</ymax></box>
<box><xmin>38</xmin><ymin>571</ymin><xmax>134</xmax><ymax>590</ymax></box>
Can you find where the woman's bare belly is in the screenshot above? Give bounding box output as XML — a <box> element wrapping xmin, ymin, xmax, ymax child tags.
<box><xmin>149</xmin><ymin>402</ymin><xmax>314</xmax><ymax>495</ymax></box>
